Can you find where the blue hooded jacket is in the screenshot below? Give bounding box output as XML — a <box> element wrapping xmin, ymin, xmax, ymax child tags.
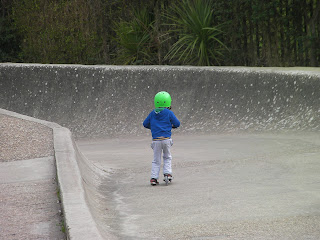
<box><xmin>143</xmin><ymin>108</ymin><xmax>180</xmax><ymax>139</ymax></box>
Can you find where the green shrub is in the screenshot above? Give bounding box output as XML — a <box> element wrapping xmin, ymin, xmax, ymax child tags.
<box><xmin>113</xmin><ymin>8</ymin><xmax>158</xmax><ymax>65</ymax></box>
<box><xmin>164</xmin><ymin>0</ymin><xmax>227</xmax><ymax>66</ymax></box>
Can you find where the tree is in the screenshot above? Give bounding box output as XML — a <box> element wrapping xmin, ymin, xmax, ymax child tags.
<box><xmin>11</xmin><ymin>0</ymin><xmax>105</xmax><ymax>64</ymax></box>
<box><xmin>4</xmin><ymin>0</ymin><xmax>319</xmax><ymax>66</ymax></box>
<box><xmin>0</xmin><ymin>0</ymin><xmax>21</xmax><ymax>62</ymax></box>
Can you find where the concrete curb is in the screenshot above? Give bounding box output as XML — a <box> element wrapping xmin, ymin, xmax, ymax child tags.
<box><xmin>0</xmin><ymin>108</ymin><xmax>103</xmax><ymax>240</ymax></box>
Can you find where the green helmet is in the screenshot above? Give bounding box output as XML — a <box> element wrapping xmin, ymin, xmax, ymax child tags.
<box><xmin>154</xmin><ymin>91</ymin><xmax>172</xmax><ymax>108</ymax></box>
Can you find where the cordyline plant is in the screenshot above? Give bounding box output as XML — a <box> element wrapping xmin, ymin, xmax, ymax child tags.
<box><xmin>164</xmin><ymin>0</ymin><xmax>227</xmax><ymax>66</ymax></box>
<box><xmin>113</xmin><ymin>8</ymin><xmax>158</xmax><ymax>65</ymax></box>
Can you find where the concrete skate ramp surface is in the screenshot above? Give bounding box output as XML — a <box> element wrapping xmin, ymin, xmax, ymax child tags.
<box><xmin>1</xmin><ymin>64</ymin><xmax>320</xmax><ymax>239</ymax></box>
<box><xmin>1</xmin><ymin>64</ymin><xmax>319</xmax><ymax>137</ymax></box>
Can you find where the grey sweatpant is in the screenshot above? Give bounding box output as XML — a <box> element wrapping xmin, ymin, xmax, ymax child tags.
<box><xmin>150</xmin><ymin>139</ymin><xmax>173</xmax><ymax>179</ymax></box>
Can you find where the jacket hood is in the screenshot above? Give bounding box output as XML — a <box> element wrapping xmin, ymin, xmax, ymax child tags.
<box><xmin>154</xmin><ymin>107</ymin><xmax>166</xmax><ymax>114</ymax></box>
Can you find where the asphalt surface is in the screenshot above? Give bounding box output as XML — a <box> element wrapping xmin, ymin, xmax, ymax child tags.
<box><xmin>77</xmin><ymin>133</ymin><xmax>320</xmax><ymax>239</ymax></box>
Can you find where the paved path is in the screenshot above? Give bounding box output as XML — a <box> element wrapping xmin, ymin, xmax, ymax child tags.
<box><xmin>77</xmin><ymin>133</ymin><xmax>320</xmax><ymax>239</ymax></box>
<box><xmin>0</xmin><ymin>113</ymin><xmax>65</xmax><ymax>240</ymax></box>
<box><xmin>0</xmin><ymin>156</ymin><xmax>65</xmax><ymax>240</ymax></box>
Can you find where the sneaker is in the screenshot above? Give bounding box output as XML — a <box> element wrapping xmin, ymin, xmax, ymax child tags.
<box><xmin>150</xmin><ymin>178</ymin><xmax>159</xmax><ymax>186</ymax></box>
<box><xmin>164</xmin><ymin>174</ymin><xmax>173</xmax><ymax>182</ymax></box>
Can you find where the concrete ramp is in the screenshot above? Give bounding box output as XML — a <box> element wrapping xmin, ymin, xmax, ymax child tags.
<box><xmin>1</xmin><ymin>64</ymin><xmax>320</xmax><ymax>239</ymax></box>
<box><xmin>1</xmin><ymin>64</ymin><xmax>319</xmax><ymax>137</ymax></box>
<box><xmin>77</xmin><ymin>133</ymin><xmax>320</xmax><ymax>239</ymax></box>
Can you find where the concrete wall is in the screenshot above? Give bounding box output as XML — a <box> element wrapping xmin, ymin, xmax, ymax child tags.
<box><xmin>1</xmin><ymin>63</ymin><xmax>319</xmax><ymax>137</ymax></box>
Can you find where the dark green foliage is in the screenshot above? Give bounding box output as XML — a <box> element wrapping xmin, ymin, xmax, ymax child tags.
<box><xmin>0</xmin><ymin>17</ymin><xmax>21</xmax><ymax>62</ymax></box>
<box><xmin>0</xmin><ymin>0</ymin><xmax>21</xmax><ymax>62</ymax></box>
<box><xmin>1</xmin><ymin>0</ymin><xmax>319</xmax><ymax>66</ymax></box>
<box><xmin>213</xmin><ymin>0</ymin><xmax>320</xmax><ymax>67</ymax></box>
<box><xmin>164</xmin><ymin>0</ymin><xmax>227</xmax><ymax>66</ymax></box>
<box><xmin>11</xmin><ymin>0</ymin><xmax>106</xmax><ymax>64</ymax></box>
<box><xmin>113</xmin><ymin>8</ymin><xmax>158</xmax><ymax>65</ymax></box>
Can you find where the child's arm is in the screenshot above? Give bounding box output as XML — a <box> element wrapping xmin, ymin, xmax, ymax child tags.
<box><xmin>143</xmin><ymin>114</ymin><xmax>151</xmax><ymax>129</ymax></box>
<box><xmin>170</xmin><ymin>112</ymin><xmax>180</xmax><ymax>128</ymax></box>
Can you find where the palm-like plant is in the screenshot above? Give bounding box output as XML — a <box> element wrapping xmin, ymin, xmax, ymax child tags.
<box><xmin>113</xmin><ymin>8</ymin><xmax>157</xmax><ymax>65</ymax></box>
<box><xmin>165</xmin><ymin>0</ymin><xmax>227</xmax><ymax>66</ymax></box>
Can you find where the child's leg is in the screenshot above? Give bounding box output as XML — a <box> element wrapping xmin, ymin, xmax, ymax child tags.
<box><xmin>151</xmin><ymin>141</ymin><xmax>162</xmax><ymax>179</ymax></box>
<box><xmin>162</xmin><ymin>139</ymin><xmax>173</xmax><ymax>175</ymax></box>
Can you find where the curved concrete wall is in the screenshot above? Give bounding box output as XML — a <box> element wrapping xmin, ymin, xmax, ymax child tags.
<box><xmin>1</xmin><ymin>63</ymin><xmax>319</xmax><ymax>137</ymax></box>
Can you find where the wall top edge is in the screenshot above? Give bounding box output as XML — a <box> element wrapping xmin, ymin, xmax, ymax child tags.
<box><xmin>0</xmin><ymin>63</ymin><xmax>319</xmax><ymax>76</ymax></box>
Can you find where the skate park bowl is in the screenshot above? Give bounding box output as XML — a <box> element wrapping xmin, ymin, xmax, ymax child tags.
<box><xmin>1</xmin><ymin>63</ymin><xmax>320</xmax><ymax>239</ymax></box>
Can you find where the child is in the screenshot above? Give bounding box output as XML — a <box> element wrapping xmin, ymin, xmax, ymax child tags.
<box><xmin>143</xmin><ymin>91</ymin><xmax>180</xmax><ymax>185</ymax></box>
